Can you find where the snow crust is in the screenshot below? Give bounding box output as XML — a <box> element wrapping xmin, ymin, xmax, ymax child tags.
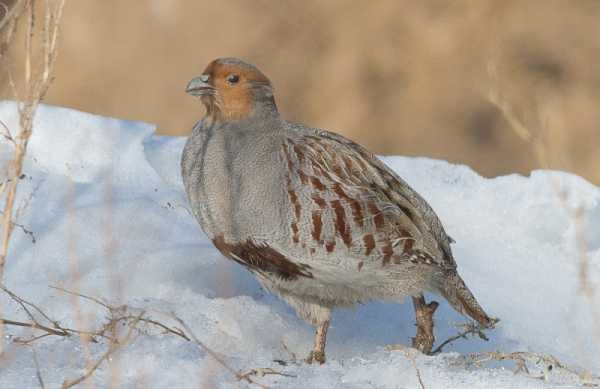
<box><xmin>0</xmin><ymin>101</ymin><xmax>598</xmax><ymax>388</ymax></box>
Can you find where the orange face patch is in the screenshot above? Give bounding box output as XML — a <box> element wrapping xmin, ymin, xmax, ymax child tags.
<box><xmin>202</xmin><ymin>59</ymin><xmax>272</xmax><ymax>122</ymax></box>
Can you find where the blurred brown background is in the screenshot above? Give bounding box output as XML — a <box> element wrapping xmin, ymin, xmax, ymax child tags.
<box><xmin>3</xmin><ymin>1</ymin><xmax>600</xmax><ymax>183</ymax></box>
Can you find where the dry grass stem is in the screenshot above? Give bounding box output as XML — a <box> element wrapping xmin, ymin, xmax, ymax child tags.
<box><xmin>1</xmin><ymin>284</ymin><xmax>70</xmax><ymax>335</ymax></box>
<box><xmin>173</xmin><ymin>314</ymin><xmax>273</xmax><ymax>389</ymax></box>
<box><xmin>274</xmin><ymin>340</ymin><xmax>299</xmax><ymax>366</ymax></box>
<box><xmin>487</xmin><ymin>62</ymin><xmax>548</xmax><ymax>169</ymax></box>
<box><xmin>31</xmin><ymin>345</ymin><xmax>46</xmax><ymax>389</ymax></box>
<box><xmin>463</xmin><ymin>351</ymin><xmax>600</xmax><ymax>386</ymax></box>
<box><xmin>403</xmin><ymin>349</ymin><xmax>426</xmax><ymax>389</ymax></box>
<box><xmin>0</xmin><ymin>0</ymin><xmax>66</xmax><ymax>283</ymax></box>
<box><xmin>238</xmin><ymin>368</ymin><xmax>296</xmax><ymax>380</ymax></box>
<box><xmin>487</xmin><ymin>59</ymin><xmax>600</xmax><ymax>337</ymax></box>
<box><xmin>0</xmin><ymin>119</ymin><xmax>16</xmax><ymax>144</ymax></box>
<box><xmin>0</xmin><ymin>212</ymin><xmax>36</xmax><ymax>243</ymax></box>
<box><xmin>3</xmin><ymin>284</ymin><xmax>280</xmax><ymax>387</ymax></box>
<box><xmin>484</xmin><ymin>58</ymin><xmax>600</xmax><ymax>384</ymax></box>
<box><xmin>60</xmin><ymin>311</ymin><xmax>144</xmax><ymax>389</ymax></box>
<box><xmin>0</xmin><ymin>0</ymin><xmax>27</xmax><ymax>41</ymax></box>
<box><xmin>432</xmin><ymin>319</ymin><xmax>498</xmax><ymax>355</ymax></box>
<box><xmin>384</xmin><ymin>344</ymin><xmax>427</xmax><ymax>389</ymax></box>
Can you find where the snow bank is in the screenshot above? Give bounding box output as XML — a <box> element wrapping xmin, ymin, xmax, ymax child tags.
<box><xmin>0</xmin><ymin>101</ymin><xmax>598</xmax><ymax>388</ymax></box>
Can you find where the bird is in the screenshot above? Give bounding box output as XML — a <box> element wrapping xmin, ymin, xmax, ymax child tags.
<box><xmin>181</xmin><ymin>57</ymin><xmax>494</xmax><ymax>364</ymax></box>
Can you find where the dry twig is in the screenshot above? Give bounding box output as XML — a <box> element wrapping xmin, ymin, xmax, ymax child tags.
<box><xmin>385</xmin><ymin>344</ymin><xmax>427</xmax><ymax>389</ymax></box>
<box><xmin>2</xmin><ymin>284</ymin><xmax>283</xmax><ymax>388</ymax></box>
<box><xmin>1</xmin><ymin>284</ymin><xmax>70</xmax><ymax>336</ymax></box>
<box><xmin>274</xmin><ymin>340</ymin><xmax>299</xmax><ymax>366</ymax></box>
<box><xmin>238</xmin><ymin>368</ymin><xmax>296</xmax><ymax>380</ymax></box>
<box><xmin>60</xmin><ymin>311</ymin><xmax>144</xmax><ymax>389</ymax></box>
<box><xmin>0</xmin><ymin>119</ymin><xmax>15</xmax><ymax>144</ymax></box>
<box><xmin>31</xmin><ymin>345</ymin><xmax>46</xmax><ymax>389</ymax></box>
<box><xmin>173</xmin><ymin>314</ymin><xmax>273</xmax><ymax>389</ymax></box>
<box><xmin>462</xmin><ymin>351</ymin><xmax>600</xmax><ymax>386</ymax></box>
<box><xmin>432</xmin><ymin>319</ymin><xmax>498</xmax><ymax>355</ymax></box>
<box><xmin>404</xmin><ymin>348</ymin><xmax>426</xmax><ymax>389</ymax></box>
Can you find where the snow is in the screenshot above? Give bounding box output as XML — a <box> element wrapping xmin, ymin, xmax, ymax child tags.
<box><xmin>0</xmin><ymin>101</ymin><xmax>598</xmax><ymax>388</ymax></box>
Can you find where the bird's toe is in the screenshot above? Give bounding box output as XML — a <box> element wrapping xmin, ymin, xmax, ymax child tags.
<box><xmin>305</xmin><ymin>350</ymin><xmax>326</xmax><ymax>365</ymax></box>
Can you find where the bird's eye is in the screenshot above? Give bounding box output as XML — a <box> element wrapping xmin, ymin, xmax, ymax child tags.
<box><xmin>227</xmin><ymin>74</ymin><xmax>240</xmax><ymax>84</ymax></box>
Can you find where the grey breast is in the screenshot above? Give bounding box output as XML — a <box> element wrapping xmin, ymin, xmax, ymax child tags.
<box><xmin>181</xmin><ymin>118</ymin><xmax>292</xmax><ymax>244</ymax></box>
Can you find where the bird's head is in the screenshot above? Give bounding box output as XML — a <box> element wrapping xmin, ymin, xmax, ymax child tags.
<box><xmin>186</xmin><ymin>58</ymin><xmax>277</xmax><ymax>123</ymax></box>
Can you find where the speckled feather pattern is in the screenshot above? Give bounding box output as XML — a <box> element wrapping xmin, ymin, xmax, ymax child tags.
<box><xmin>281</xmin><ymin>127</ymin><xmax>457</xmax><ymax>270</ymax></box>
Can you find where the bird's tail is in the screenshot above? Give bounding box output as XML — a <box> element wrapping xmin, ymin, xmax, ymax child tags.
<box><xmin>439</xmin><ymin>271</ymin><xmax>495</xmax><ymax>328</ymax></box>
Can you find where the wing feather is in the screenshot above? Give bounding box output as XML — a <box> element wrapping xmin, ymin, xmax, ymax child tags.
<box><xmin>281</xmin><ymin>127</ymin><xmax>456</xmax><ymax>270</ymax></box>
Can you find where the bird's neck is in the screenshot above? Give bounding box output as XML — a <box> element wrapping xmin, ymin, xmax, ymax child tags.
<box><xmin>207</xmin><ymin>99</ymin><xmax>280</xmax><ymax>126</ymax></box>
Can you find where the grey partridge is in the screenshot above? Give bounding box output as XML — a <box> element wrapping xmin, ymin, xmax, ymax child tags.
<box><xmin>181</xmin><ymin>58</ymin><xmax>493</xmax><ymax>364</ymax></box>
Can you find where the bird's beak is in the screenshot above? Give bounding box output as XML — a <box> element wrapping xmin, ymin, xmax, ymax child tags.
<box><xmin>186</xmin><ymin>75</ymin><xmax>212</xmax><ymax>96</ymax></box>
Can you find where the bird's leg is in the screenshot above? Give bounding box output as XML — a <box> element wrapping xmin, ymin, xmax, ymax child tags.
<box><xmin>411</xmin><ymin>294</ymin><xmax>439</xmax><ymax>355</ymax></box>
<box><xmin>306</xmin><ymin>320</ymin><xmax>330</xmax><ymax>364</ymax></box>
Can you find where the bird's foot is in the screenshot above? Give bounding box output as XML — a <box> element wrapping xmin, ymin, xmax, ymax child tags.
<box><xmin>305</xmin><ymin>350</ymin><xmax>326</xmax><ymax>364</ymax></box>
<box><xmin>411</xmin><ymin>295</ymin><xmax>439</xmax><ymax>355</ymax></box>
<box><xmin>306</xmin><ymin>319</ymin><xmax>329</xmax><ymax>364</ymax></box>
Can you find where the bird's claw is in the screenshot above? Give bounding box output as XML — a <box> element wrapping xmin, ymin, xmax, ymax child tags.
<box><xmin>305</xmin><ymin>350</ymin><xmax>326</xmax><ymax>364</ymax></box>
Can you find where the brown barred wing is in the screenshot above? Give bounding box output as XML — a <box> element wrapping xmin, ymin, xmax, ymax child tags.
<box><xmin>310</xmin><ymin>129</ymin><xmax>457</xmax><ymax>269</ymax></box>
<box><xmin>280</xmin><ymin>133</ymin><xmax>447</xmax><ymax>268</ymax></box>
<box><xmin>212</xmin><ymin>235</ymin><xmax>313</xmax><ymax>280</ymax></box>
